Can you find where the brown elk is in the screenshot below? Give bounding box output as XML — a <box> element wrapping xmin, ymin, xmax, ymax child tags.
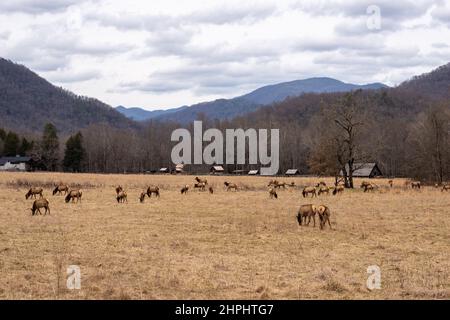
<box><xmin>181</xmin><ymin>185</ymin><xmax>189</xmax><ymax>195</ymax></box>
<box><xmin>268</xmin><ymin>188</ymin><xmax>278</xmax><ymax>199</ymax></box>
<box><xmin>224</xmin><ymin>182</ymin><xmax>238</xmax><ymax>191</ymax></box>
<box><xmin>65</xmin><ymin>190</ymin><xmax>82</xmax><ymax>203</ymax></box>
<box><xmin>302</xmin><ymin>186</ymin><xmax>316</xmax><ymax>198</ymax></box>
<box><xmin>411</xmin><ymin>181</ymin><xmax>421</xmax><ymax>189</ymax></box>
<box><xmin>316</xmin><ymin>181</ymin><xmax>327</xmax><ymax>187</ymax></box>
<box><xmin>31</xmin><ymin>198</ymin><xmax>50</xmax><ymax>216</ymax></box>
<box><xmin>442</xmin><ymin>184</ymin><xmax>450</xmax><ymax>192</ymax></box>
<box><xmin>53</xmin><ymin>184</ymin><xmax>69</xmax><ymax>196</ymax></box>
<box><xmin>296</xmin><ymin>204</ymin><xmax>317</xmax><ymax>227</ymax></box>
<box><xmin>195</xmin><ymin>177</ymin><xmax>208</xmax><ymax>185</ymax></box>
<box><xmin>146</xmin><ymin>186</ymin><xmax>160</xmax><ymax>198</ymax></box>
<box><xmin>139</xmin><ymin>192</ymin><xmax>147</xmax><ymax>203</ymax></box>
<box><xmin>332</xmin><ymin>185</ymin><xmax>345</xmax><ymax>195</ymax></box>
<box><xmin>317</xmin><ymin>205</ymin><xmax>332</xmax><ymax>230</ymax></box>
<box><xmin>194</xmin><ymin>182</ymin><xmax>206</xmax><ymax>191</ymax></box>
<box><xmin>116</xmin><ymin>191</ymin><xmax>127</xmax><ymax>203</ymax></box>
<box><xmin>362</xmin><ymin>183</ymin><xmax>375</xmax><ymax>193</ymax></box>
<box><xmin>25</xmin><ymin>187</ymin><xmax>43</xmax><ymax>200</ymax></box>
<box><xmin>388</xmin><ymin>180</ymin><xmax>394</xmax><ymax>188</ymax></box>
<box><xmin>209</xmin><ymin>186</ymin><xmax>214</xmax><ymax>194</ymax></box>
<box><xmin>115</xmin><ymin>186</ymin><xmax>123</xmax><ymax>195</ymax></box>
<box><xmin>360</xmin><ymin>181</ymin><xmax>371</xmax><ymax>189</ymax></box>
<box><xmin>317</xmin><ymin>186</ymin><xmax>330</xmax><ymax>196</ymax></box>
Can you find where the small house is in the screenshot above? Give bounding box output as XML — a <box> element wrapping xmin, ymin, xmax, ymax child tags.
<box><xmin>340</xmin><ymin>163</ymin><xmax>382</xmax><ymax>178</ymax></box>
<box><xmin>174</xmin><ymin>164</ymin><xmax>185</xmax><ymax>174</ymax></box>
<box><xmin>0</xmin><ymin>156</ymin><xmax>31</xmax><ymax>171</ymax></box>
<box><xmin>210</xmin><ymin>166</ymin><xmax>224</xmax><ymax>175</ymax></box>
<box><xmin>159</xmin><ymin>167</ymin><xmax>169</xmax><ymax>174</ymax></box>
<box><xmin>248</xmin><ymin>169</ymin><xmax>259</xmax><ymax>175</ymax></box>
<box><xmin>285</xmin><ymin>169</ymin><xmax>300</xmax><ymax>176</ymax></box>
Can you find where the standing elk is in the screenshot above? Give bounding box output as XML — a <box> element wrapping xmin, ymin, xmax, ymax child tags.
<box><xmin>224</xmin><ymin>182</ymin><xmax>238</xmax><ymax>191</ymax></box>
<box><xmin>296</xmin><ymin>204</ymin><xmax>317</xmax><ymax>227</ymax></box>
<box><xmin>268</xmin><ymin>188</ymin><xmax>278</xmax><ymax>199</ymax></box>
<box><xmin>31</xmin><ymin>198</ymin><xmax>50</xmax><ymax>216</ymax></box>
<box><xmin>362</xmin><ymin>183</ymin><xmax>376</xmax><ymax>193</ymax></box>
<box><xmin>194</xmin><ymin>182</ymin><xmax>206</xmax><ymax>191</ymax></box>
<box><xmin>442</xmin><ymin>184</ymin><xmax>450</xmax><ymax>192</ymax></box>
<box><xmin>139</xmin><ymin>191</ymin><xmax>147</xmax><ymax>203</ymax></box>
<box><xmin>411</xmin><ymin>181</ymin><xmax>421</xmax><ymax>189</ymax></box>
<box><xmin>116</xmin><ymin>191</ymin><xmax>127</xmax><ymax>203</ymax></box>
<box><xmin>65</xmin><ymin>190</ymin><xmax>82</xmax><ymax>203</ymax></box>
<box><xmin>181</xmin><ymin>185</ymin><xmax>189</xmax><ymax>195</ymax></box>
<box><xmin>302</xmin><ymin>186</ymin><xmax>316</xmax><ymax>198</ymax></box>
<box><xmin>146</xmin><ymin>186</ymin><xmax>160</xmax><ymax>198</ymax></box>
<box><xmin>316</xmin><ymin>181</ymin><xmax>327</xmax><ymax>187</ymax></box>
<box><xmin>53</xmin><ymin>184</ymin><xmax>69</xmax><ymax>196</ymax></box>
<box><xmin>195</xmin><ymin>177</ymin><xmax>208</xmax><ymax>185</ymax></box>
<box><xmin>317</xmin><ymin>205</ymin><xmax>332</xmax><ymax>230</ymax></box>
<box><xmin>115</xmin><ymin>186</ymin><xmax>123</xmax><ymax>195</ymax></box>
<box><xmin>25</xmin><ymin>187</ymin><xmax>44</xmax><ymax>200</ymax></box>
<box><xmin>209</xmin><ymin>186</ymin><xmax>214</xmax><ymax>194</ymax></box>
<box><xmin>332</xmin><ymin>185</ymin><xmax>345</xmax><ymax>195</ymax></box>
<box><xmin>388</xmin><ymin>180</ymin><xmax>394</xmax><ymax>188</ymax></box>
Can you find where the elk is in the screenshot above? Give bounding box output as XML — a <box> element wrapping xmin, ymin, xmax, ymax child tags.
<box><xmin>296</xmin><ymin>204</ymin><xmax>317</xmax><ymax>227</ymax></box>
<box><xmin>362</xmin><ymin>183</ymin><xmax>375</xmax><ymax>193</ymax></box>
<box><xmin>194</xmin><ymin>182</ymin><xmax>206</xmax><ymax>191</ymax></box>
<box><xmin>224</xmin><ymin>182</ymin><xmax>238</xmax><ymax>191</ymax></box>
<box><xmin>115</xmin><ymin>186</ymin><xmax>123</xmax><ymax>195</ymax></box>
<box><xmin>181</xmin><ymin>185</ymin><xmax>189</xmax><ymax>195</ymax></box>
<box><xmin>360</xmin><ymin>181</ymin><xmax>371</xmax><ymax>189</ymax></box>
<box><xmin>146</xmin><ymin>186</ymin><xmax>160</xmax><ymax>198</ymax></box>
<box><xmin>209</xmin><ymin>186</ymin><xmax>214</xmax><ymax>194</ymax></box>
<box><xmin>25</xmin><ymin>187</ymin><xmax>43</xmax><ymax>200</ymax></box>
<box><xmin>53</xmin><ymin>184</ymin><xmax>69</xmax><ymax>196</ymax></box>
<box><xmin>442</xmin><ymin>184</ymin><xmax>450</xmax><ymax>192</ymax></box>
<box><xmin>332</xmin><ymin>185</ymin><xmax>345</xmax><ymax>195</ymax></box>
<box><xmin>267</xmin><ymin>180</ymin><xmax>278</xmax><ymax>187</ymax></box>
<box><xmin>31</xmin><ymin>198</ymin><xmax>50</xmax><ymax>216</ymax></box>
<box><xmin>139</xmin><ymin>191</ymin><xmax>147</xmax><ymax>203</ymax></box>
<box><xmin>65</xmin><ymin>190</ymin><xmax>82</xmax><ymax>203</ymax></box>
<box><xmin>317</xmin><ymin>186</ymin><xmax>330</xmax><ymax>196</ymax></box>
<box><xmin>195</xmin><ymin>177</ymin><xmax>208</xmax><ymax>185</ymax></box>
<box><xmin>317</xmin><ymin>205</ymin><xmax>332</xmax><ymax>230</ymax></box>
<box><xmin>316</xmin><ymin>181</ymin><xmax>327</xmax><ymax>187</ymax></box>
<box><xmin>268</xmin><ymin>188</ymin><xmax>278</xmax><ymax>199</ymax></box>
<box><xmin>302</xmin><ymin>186</ymin><xmax>316</xmax><ymax>198</ymax></box>
<box><xmin>116</xmin><ymin>191</ymin><xmax>127</xmax><ymax>203</ymax></box>
<box><xmin>411</xmin><ymin>181</ymin><xmax>421</xmax><ymax>189</ymax></box>
<box><xmin>274</xmin><ymin>181</ymin><xmax>287</xmax><ymax>189</ymax></box>
<box><xmin>388</xmin><ymin>180</ymin><xmax>394</xmax><ymax>188</ymax></box>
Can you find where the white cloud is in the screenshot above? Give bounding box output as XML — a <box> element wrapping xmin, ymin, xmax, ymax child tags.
<box><xmin>0</xmin><ymin>0</ymin><xmax>449</xmax><ymax>109</ymax></box>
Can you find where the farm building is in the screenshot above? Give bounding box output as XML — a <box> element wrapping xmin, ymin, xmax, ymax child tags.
<box><xmin>285</xmin><ymin>169</ymin><xmax>300</xmax><ymax>176</ymax></box>
<box><xmin>159</xmin><ymin>167</ymin><xmax>169</xmax><ymax>174</ymax></box>
<box><xmin>248</xmin><ymin>169</ymin><xmax>259</xmax><ymax>175</ymax></box>
<box><xmin>0</xmin><ymin>156</ymin><xmax>31</xmax><ymax>171</ymax></box>
<box><xmin>210</xmin><ymin>166</ymin><xmax>224</xmax><ymax>174</ymax></box>
<box><xmin>340</xmin><ymin>163</ymin><xmax>383</xmax><ymax>178</ymax></box>
<box><xmin>174</xmin><ymin>164</ymin><xmax>185</xmax><ymax>174</ymax></box>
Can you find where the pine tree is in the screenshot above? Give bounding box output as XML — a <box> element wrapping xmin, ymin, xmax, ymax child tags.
<box><xmin>63</xmin><ymin>132</ymin><xmax>85</xmax><ymax>172</ymax></box>
<box><xmin>3</xmin><ymin>131</ymin><xmax>20</xmax><ymax>156</ymax></box>
<box><xmin>41</xmin><ymin>123</ymin><xmax>59</xmax><ymax>171</ymax></box>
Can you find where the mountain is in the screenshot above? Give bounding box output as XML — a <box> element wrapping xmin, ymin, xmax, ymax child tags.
<box><xmin>0</xmin><ymin>58</ymin><xmax>135</xmax><ymax>134</ymax></box>
<box><xmin>143</xmin><ymin>77</ymin><xmax>387</xmax><ymax>123</ymax></box>
<box><xmin>116</xmin><ymin>105</ymin><xmax>188</xmax><ymax>121</ymax></box>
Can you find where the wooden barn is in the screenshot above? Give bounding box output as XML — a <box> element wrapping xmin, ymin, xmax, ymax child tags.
<box><xmin>340</xmin><ymin>163</ymin><xmax>383</xmax><ymax>178</ymax></box>
<box><xmin>210</xmin><ymin>165</ymin><xmax>224</xmax><ymax>175</ymax></box>
<box><xmin>285</xmin><ymin>169</ymin><xmax>300</xmax><ymax>176</ymax></box>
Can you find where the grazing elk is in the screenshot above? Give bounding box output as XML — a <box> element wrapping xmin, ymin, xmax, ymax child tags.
<box><xmin>224</xmin><ymin>182</ymin><xmax>238</xmax><ymax>191</ymax></box>
<box><xmin>388</xmin><ymin>180</ymin><xmax>394</xmax><ymax>188</ymax></box>
<box><xmin>302</xmin><ymin>186</ymin><xmax>316</xmax><ymax>198</ymax></box>
<box><xmin>442</xmin><ymin>184</ymin><xmax>450</xmax><ymax>192</ymax></box>
<box><xmin>25</xmin><ymin>187</ymin><xmax>44</xmax><ymax>200</ymax></box>
<box><xmin>268</xmin><ymin>188</ymin><xmax>278</xmax><ymax>199</ymax></box>
<box><xmin>317</xmin><ymin>205</ymin><xmax>332</xmax><ymax>230</ymax></box>
<box><xmin>317</xmin><ymin>186</ymin><xmax>330</xmax><ymax>196</ymax></box>
<box><xmin>146</xmin><ymin>186</ymin><xmax>160</xmax><ymax>198</ymax></box>
<box><xmin>296</xmin><ymin>204</ymin><xmax>317</xmax><ymax>227</ymax></box>
<box><xmin>181</xmin><ymin>185</ymin><xmax>189</xmax><ymax>195</ymax></box>
<box><xmin>316</xmin><ymin>181</ymin><xmax>327</xmax><ymax>188</ymax></box>
<box><xmin>362</xmin><ymin>183</ymin><xmax>376</xmax><ymax>193</ymax></box>
<box><xmin>115</xmin><ymin>186</ymin><xmax>123</xmax><ymax>195</ymax></box>
<box><xmin>332</xmin><ymin>185</ymin><xmax>345</xmax><ymax>195</ymax></box>
<box><xmin>195</xmin><ymin>177</ymin><xmax>208</xmax><ymax>185</ymax></box>
<box><xmin>116</xmin><ymin>191</ymin><xmax>128</xmax><ymax>203</ymax></box>
<box><xmin>411</xmin><ymin>181</ymin><xmax>421</xmax><ymax>189</ymax></box>
<box><xmin>360</xmin><ymin>181</ymin><xmax>371</xmax><ymax>189</ymax></box>
<box><xmin>53</xmin><ymin>184</ymin><xmax>69</xmax><ymax>196</ymax></box>
<box><xmin>31</xmin><ymin>198</ymin><xmax>50</xmax><ymax>216</ymax></box>
<box><xmin>209</xmin><ymin>186</ymin><xmax>214</xmax><ymax>194</ymax></box>
<box><xmin>194</xmin><ymin>182</ymin><xmax>206</xmax><ymax>191</ymax></box>
<box><xmin>65</xmin><ymin>190</ymin><xmax>82</xmax><ymax>203</ymax></box>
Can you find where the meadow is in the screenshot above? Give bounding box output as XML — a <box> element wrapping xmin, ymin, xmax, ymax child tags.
<box><xmin>0</xmin><ymin>172</ymin><xmax>448</xmax><ymax>299</ymax></box>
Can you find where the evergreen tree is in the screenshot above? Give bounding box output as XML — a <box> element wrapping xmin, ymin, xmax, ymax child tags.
<box><xmin>18</xmin><ymin>138</ymin><xmax>33</xmax><ymax>156</ymax></box>
<box><xmin>3</xmin><ymin>131</ymin><xmax>20</xmax><ymax>156</ymax></box>
<box><xmin>63</xmin><ymin>132</ymin><xmax>85</xmax><ymax>172</ymax></box>
<box><xmin>41</xmin><ymin>123</ymin><xmax>59</xmax><ymax>171</ymax></box>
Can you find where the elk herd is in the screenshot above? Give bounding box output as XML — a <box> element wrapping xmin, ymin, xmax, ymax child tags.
<box><xmin>22</xmin><ymin>178</ymin><xmax>450</xmax><ymax>231</ymax></box>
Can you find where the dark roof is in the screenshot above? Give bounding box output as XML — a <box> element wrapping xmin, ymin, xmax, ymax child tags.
<box><xmin>0</xmin><ymin>156</ymin><xmax>31</xmax><ymax>166</ymax></box>
<box><xmin>340</xmin><ymin>163</ymin><xmax>382</xmax><ymax>177</ymax></box>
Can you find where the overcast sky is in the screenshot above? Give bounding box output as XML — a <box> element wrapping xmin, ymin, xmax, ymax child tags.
<box><xmin>1</xmin><ymin>0</ymin><xmax>450</xmax><ymax>110</ymax></box>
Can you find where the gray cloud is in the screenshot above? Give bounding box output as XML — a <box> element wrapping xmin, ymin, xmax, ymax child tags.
<box><xmin>0</xmin><ymin>0</ymin><xmax>78</xmax><ymax>14</ymax></box>
<box><xmin>46</xmin><ymin>69</ymin><xmax>102</xmax><ymax>83</ymax></box>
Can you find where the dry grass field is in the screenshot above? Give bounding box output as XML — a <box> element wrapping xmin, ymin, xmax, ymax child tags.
<box><xmin>0</xmin><ymin>172</ymin><xmax>449</xmax><ymax>300</ymax></box>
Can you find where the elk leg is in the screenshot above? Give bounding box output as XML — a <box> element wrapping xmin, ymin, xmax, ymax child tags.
<box><xmin>313</xmin><ymin>215</ymin><xmax>316</xmax><ymax>227</ymax></box>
